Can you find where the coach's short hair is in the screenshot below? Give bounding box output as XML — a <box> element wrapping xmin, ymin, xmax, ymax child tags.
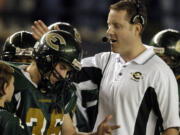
<box><xmin>110</xmin><ymin>0</ymin><xmax>147</xmax><ymax>35</ymax></box>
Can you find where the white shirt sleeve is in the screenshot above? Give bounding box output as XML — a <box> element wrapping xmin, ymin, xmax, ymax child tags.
<box><xmin>74</xmin><ymin>52</ymin><xmax>111</xmax><ymax>91</ymax></box>
<box><xmin>154</xmin><ymin>67</ymin><xmax>180</xmax><ymax>129</ymax></box>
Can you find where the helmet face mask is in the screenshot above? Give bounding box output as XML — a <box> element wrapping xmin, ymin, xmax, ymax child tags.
<box><xmin>150</xmin><ymin>29</ymin><xmax>180</xmax><ymax>70</ymax></box>
<box><xmin>2</xmin><ymin>31</ymin><xmax>36</xmax><ymax>63</ymax></box>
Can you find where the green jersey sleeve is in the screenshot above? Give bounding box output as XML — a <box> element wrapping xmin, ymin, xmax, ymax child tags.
<box><xmin>3</xmin><ymin>117</ymin><xmax>26</xmax><ymax>135</ymax></box>
<box><xmin>0</xmin><ymin>108</ymin><xmax>26</xmax><ymax>135</ymax></box>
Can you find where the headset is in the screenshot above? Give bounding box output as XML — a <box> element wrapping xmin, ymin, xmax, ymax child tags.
<box><xmin>130</xmin><ymin>0</ymin><xmax>145</xmax><ymax>26</ymax></box>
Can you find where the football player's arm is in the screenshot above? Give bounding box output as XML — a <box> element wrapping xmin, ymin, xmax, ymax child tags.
<box><xmin>162</xmin><ymin>128</ymin><xmax>179</xmax><ymax>135</ymax></box>
<box><xmin>62</xmin><ymin>114</ymin><xmax>120</xmax><ymax>135</ymax></box>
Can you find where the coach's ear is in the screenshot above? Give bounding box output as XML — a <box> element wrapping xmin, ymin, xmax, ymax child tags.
<box><xmin>135</xmin><ymin>23</ymin><xmax>142</xmax><ymax>36</ymax></box>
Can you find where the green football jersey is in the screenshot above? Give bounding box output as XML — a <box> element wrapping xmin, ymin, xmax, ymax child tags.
<box><xmin>0</xmin><ymin>107</ymin><xmax>26</xmax><ymax>135</ymax></box>
<box><xmin>4</xmin><ymin>61</ymin><xmax>77</xmax><ymax>135</ymax></box>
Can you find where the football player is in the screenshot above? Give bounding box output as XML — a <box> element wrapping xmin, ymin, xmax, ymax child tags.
<box><xmin>49</xmin><ymin>21</ymin><xmax>98</xmax><ymax>132</ymax></box>
<box><xmin>0</xmin><ymin>61</ymin><xmax>26</xmax><ymax>135</ymax></box>
<box><xmin>33</xmin><ymin>20</ymin><xmax>99</xmax><ymax>132</ymax></box>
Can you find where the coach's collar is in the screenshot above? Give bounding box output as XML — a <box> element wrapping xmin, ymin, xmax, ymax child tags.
<box><xmin>132</xmin><ymin>45</ymin><xmax>155</xmax><ymax>65</ymax></box>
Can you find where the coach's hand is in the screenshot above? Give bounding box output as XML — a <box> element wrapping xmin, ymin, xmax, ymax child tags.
<box><xmin>31</xmin><ymin>20</ymin><xmax>49</xmax><ymax>40</ymax></box>
<box><xmin>96</xmin><ymin>115</ymin><xmax>120</xmax><ymax>135</ymax></box>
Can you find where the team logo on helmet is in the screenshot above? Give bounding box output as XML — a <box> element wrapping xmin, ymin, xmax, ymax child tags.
<box><xmin>46</xmin><ymin>33</ymin><xmax>66</xmax><ymax>51</ymax></box>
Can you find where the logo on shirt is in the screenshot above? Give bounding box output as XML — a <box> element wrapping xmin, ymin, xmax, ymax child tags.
<box><xmin>131</xmin><ymin>72</ymin><xmax>143</xmax><ymax>82</ymax></box>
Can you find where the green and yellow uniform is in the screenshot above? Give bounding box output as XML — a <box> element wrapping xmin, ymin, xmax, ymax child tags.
<box><xmin>5</xmin><ymin>62</ymin><xmax>77</xmax><ymax>135</ymax></box>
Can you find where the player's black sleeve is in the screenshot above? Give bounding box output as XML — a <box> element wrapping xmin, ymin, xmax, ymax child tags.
<box><xmin>72</xmin><ymin>67</ymin><xmax>102</xmax><ymax>87</ymax></box>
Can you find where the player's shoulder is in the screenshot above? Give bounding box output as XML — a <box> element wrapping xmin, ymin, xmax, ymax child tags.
<box><xmin>2</xmin><ymin>113</ymin><xmax>25</xmax><ymax>133</ymax></box>
<box><xmin>0</xmin><ymin>109</ymin><xmax>16</xmax><ymax>125</ymax></box>
<box><xmin>1</xmin><ymin>61</ymin><xmax>33</xmax><ymax>91</ymax></box>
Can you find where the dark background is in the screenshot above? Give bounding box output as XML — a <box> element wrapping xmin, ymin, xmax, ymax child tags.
<box><xmin>0</xmin><ymin>0</ymin><xmax>180</xmax><ymax>57</ymax></box>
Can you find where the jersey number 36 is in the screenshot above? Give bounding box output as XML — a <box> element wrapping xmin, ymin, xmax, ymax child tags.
<box><xmin>26</xmin><ymin>108</ymin><xmax>64</xmax><ymax>135</ymax></box>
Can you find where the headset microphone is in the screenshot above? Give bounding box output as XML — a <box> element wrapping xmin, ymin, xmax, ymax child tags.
<box><xmin>102</xmin><ymin>36</ymin><xmax>111</xmax><ymax>75</ymax></box>
<box><xmin>102</xmin><ymin>37</ymin><xmax>109</xmax><ymax>43</ymax></box>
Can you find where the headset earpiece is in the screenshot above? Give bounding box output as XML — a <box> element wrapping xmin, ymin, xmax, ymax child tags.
<box><xmin>130</xmin><ymin>0</ymin><xmax>145</xmax><ymax>26</ymax></box>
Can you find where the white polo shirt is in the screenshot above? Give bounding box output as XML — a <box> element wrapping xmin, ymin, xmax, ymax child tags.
<box><xmin>74</xmin><ymin>46</ymin><xmax>180</xmax><ymax>135</ymax></box>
